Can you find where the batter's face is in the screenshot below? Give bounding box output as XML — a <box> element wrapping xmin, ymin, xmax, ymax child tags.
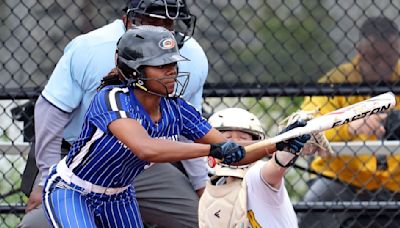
<box><xmin>143</xmin><ymin>63</ymin><xmax>178</xmax><ymax>96</ymax></box>
<box><xmin>357</xmin><ymin>36</ymin><xmax>400</xmax><ymax>82</ymax></box>
<box><xmin>221</xmin><ymin>130</ymin><xmax>253</xmax><ymax>142</ymax></box>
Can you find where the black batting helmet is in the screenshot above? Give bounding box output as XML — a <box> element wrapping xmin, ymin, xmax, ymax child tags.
<box><xmin>116</xmin><ymin>25</ymin><xmax>189</xmax><ymax>97</ymax></box>
<box><xmin>127</xmin><ymin>0</ymin><xmax>196</xmax><ymax>48</ymax></box>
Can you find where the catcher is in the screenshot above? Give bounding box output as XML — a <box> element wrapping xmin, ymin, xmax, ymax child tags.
<box><xmin>199</xmin><ymin>108</ymin><xmax>332</xmax><ymax>228</ymax></box>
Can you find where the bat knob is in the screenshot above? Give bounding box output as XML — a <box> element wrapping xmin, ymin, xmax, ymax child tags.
<box><xmin>208</xmin><ymin>156</ymin><xmax>216</xmax><ymax>168</ymax></box>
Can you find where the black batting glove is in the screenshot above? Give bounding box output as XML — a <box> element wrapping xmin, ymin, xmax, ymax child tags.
<box><xmin>209</xmin><ymin>141</ymin><xmax>245</xmax><ymax>165</ymax></box>
<box><xmin>276</xmin><ymin>120</ymin><xmax>311</xmax><ymax>154</ymax></box>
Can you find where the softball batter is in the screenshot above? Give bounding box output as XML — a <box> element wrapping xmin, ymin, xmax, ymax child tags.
<box><xmin>42</xmin><ymin>26</ymin><xmax>246</xmax><ymax>227</ymax></box>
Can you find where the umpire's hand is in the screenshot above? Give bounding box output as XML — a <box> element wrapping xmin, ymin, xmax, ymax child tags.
<box><xmin>26</xmin><ymin>185</ymin><xmax>43</xmax><ymax>212</ymax></box>
<box><xmin>209</xmin><ymin>141</ymin><xmax>245</xmax><ymax>165</ymax></box>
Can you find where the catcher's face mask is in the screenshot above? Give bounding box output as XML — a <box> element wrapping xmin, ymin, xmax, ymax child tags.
<box><xmin>127</xmin><ymin>0</ymin><xmax>196</xmax><ymax>48</ymax></box>
<box><xmin>208</xmin><ymin>108</ymin><xmax>265</xmax><ymax>178</ymax></box>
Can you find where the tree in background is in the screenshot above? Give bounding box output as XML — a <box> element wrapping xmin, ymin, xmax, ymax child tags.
<box><xmin>198</xmin><ymin>0</ymin><xmax>335</xmax><ymax>85</ymax></box>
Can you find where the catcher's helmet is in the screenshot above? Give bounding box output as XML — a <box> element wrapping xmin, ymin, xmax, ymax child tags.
<box><xmin>208</xmin><ymin>108</ymin><xmax>265</xmax><ymax>178</ymax></box>
<box><xmin>127</xmin><ymin>0</ymin><xmax>196</xmax><ymax>48</ymax></box>
<box><xmin>208</xmin><ymin>108</ymin><xmax>265</xmax><ymax>140</ymax></box>
<box><xmin>116</xmin><ymin>25</ymin><xmax>189</xmax><ymax>97</ymax></box>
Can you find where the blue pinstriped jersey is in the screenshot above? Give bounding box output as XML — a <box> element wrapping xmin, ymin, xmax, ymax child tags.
<box><xmin>65</xmin><ymin>85</ymin><xmax>212</xmax><ymax>188</ymax></box>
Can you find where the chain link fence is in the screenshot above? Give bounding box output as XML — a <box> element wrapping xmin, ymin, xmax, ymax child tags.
<box><xmin>1</xmin><ymin>0</ymin><xmax>400</xmax><ymax>227</ymax></box>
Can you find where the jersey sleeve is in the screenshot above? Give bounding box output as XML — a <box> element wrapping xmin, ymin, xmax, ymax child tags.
<box><xmin>179</xmin><ymin>99</ymin><xmax>212</xmax><ymax>141</ymax></box>
<box><xmin>87</xmin><ymin>87</ymin><xmax>133</xmax><ymax>132</ymax></box>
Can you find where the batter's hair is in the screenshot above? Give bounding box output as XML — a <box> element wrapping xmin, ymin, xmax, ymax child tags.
<box><xmin>360</xmin><ymin>16</ymin><xmax>399</xmax><ymax>41</ymax></box>
<box><xmin>97</xmin><ymin>68</ymin><xmax>123</xmax><ymax>91</ymax></box>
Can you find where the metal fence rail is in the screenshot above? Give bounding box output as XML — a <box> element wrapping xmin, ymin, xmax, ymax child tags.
<box><xmin>3</xmin><ymin>201</ymin><xmax>400</xmax><ymax>214</ymax></box>
<box><xmin>3</xmin><ymin>83</ymin><xmax>400</xmax><ymax>100</ymax></box>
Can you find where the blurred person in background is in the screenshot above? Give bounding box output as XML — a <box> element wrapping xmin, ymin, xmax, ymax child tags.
<box><xmin>299</xmin><ymin>16</ymin><xmax>400</xmax><ymax>228</ymax></box>
<box><xmin>18</xmin><ymin>0</ymin><xmax>209</xmax><ymax>227</ymax></box>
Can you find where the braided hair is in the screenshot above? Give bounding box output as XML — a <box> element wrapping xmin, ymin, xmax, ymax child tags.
<box><xmin>97</xmin><ymin>68</ymin><xmax>124</xmax><ymax>91</ymax></box>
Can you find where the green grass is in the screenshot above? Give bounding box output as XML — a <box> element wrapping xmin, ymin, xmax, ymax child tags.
<box><xmin>0</xmin><ymin>154</ymin><xmax>27</xmax><ymax>228</ymax></box>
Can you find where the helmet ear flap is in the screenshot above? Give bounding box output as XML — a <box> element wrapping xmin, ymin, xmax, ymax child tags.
<box><xmin>117</xmin><ymin>57</ymin><xmax>136</xmax><ymax>80</ymax></box>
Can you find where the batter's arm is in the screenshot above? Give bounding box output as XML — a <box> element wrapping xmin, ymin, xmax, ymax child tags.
<box><xmin>196</xmin><ymin>128</ymin><xmax>275</xmax><ymax>166</ymax></box>
<box><xmin>109</xmin><ymin>118</ymin><xmax>211</xmax><ymax>162</ymax></box>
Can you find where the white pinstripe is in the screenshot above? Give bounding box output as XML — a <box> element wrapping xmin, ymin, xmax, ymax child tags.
<box><xmin>81</xmin><ymin>135</ymin><xmax>116</xmax><ymax>180</ymax></box>
<box><xmin>129</xmin><ymin>199</ymin><xmax>141</xmax><ymax>228</ymax></box>
<box><xmin>80</xmin><ymin>194</ymin><xmax>89</xmax><ymax>228</ymax></box>
<box><xmin>104</xmin><ymin>202</ymin><xmax>113</xmax><ymax>228</ymax></box>
<box><xmin>98</xmin><ymin>209</ymin><xmax>106</xmax><ymax>227</ymax></box>
<box><xmin>43</xmin><ymin>169</ymin><xmax>60</xmax><ymax>228</ymax></box>
<box><xmin>94</xmin><ymin>141</ymin><xmax>124</xmax><ymax>184</ymax></box>
<box><xmin>117</xmin><ymin>201</ymin><xmax>127</xmax><ymax>228</ymax></box>
<box><xmin>84</xmin><ymin>139</ymin><xmax>119</xmax><ymax>181</ymax></box>
<box><xmin>55</xmin><ymin>186</ymin><xmax>60</xmax><ymax>224</ymax></box>
<box><xmin>70</xmin><ymin>128</ymin><xmax>105</xmax><ymax>170</ymax></box>
<box><xmin>111</xmin><ymin>202</ymin><xmax>118</xmax><ymax>227</ymax></box>
<box><xmin>64</xmin><ymin>188</ymin><xmax>72</xmax><ymax>227</ymax></box>
<box><xmin>71</xmin><ymin>190</ymin><xmax>79</xmax><ymax>228</ymax></box>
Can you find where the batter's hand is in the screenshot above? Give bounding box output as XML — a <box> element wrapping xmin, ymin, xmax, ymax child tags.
<box><xmin>26</xmin><ymin>185</ymin><xmax>43</xmax><ymax>212</ymax></box>
<box><xmin>209</xmin><ymin>141</ymin><xmax>245</xmax><ymax>165</ymax></box>
<box><xmin>348</xmin><ymin>113</ymin><xmax>387</xmax><ymax>137</ymax></box>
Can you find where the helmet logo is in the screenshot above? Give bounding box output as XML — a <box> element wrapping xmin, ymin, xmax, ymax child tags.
<box><xmin>159</xmin><ymin>38</ymin><xmax>176</xmax><ymax>49</ymax></box>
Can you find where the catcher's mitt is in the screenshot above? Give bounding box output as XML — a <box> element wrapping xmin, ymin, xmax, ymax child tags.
<box><xmin>279</xmin><ymin>110</ymin><xmax>333</xmax><ymax>157</ymax></box>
